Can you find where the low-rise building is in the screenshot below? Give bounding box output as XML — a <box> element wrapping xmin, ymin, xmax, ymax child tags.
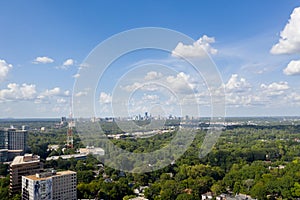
<box><xmin>79</xmin><ymin>146</ymin><xmax>105</xmax><ymax>156</ymax></box>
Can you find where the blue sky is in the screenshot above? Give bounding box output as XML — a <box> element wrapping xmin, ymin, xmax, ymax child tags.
<box><xmin>0</xmin><ymin>1</ymin><xmax>300</xmax><ymax>118</ymax></box>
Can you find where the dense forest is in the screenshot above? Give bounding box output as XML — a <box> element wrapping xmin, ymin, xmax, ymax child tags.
<box><xmin>1</xmin><ymin>119</ymin><xmax>300</xmax><ymax>199</ymax></box>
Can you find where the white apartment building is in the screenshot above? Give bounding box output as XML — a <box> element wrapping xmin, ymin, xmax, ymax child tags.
<box><xmin>22</xmin><ymin>170</ymin><xmax>77</xmax><ymax>200</ymax></box>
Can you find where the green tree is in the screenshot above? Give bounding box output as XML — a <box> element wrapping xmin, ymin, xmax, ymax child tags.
<box><xmin>176</xmin><ymin>193</ymin><xmax>194</xmax><ymax>200</ymax></box>
<box><xmin>251</xmin><ymin>181</ymin><xmax>267</xmax><ymax>200</ymax></box>
<box><xmin>144</xmin><ymin>183</ymin><xmax>161</xmax><ymax>200</ymax></box>
<box><xmin>77</xmin><ymin>170</ymin><xmax>94</xmax><ymax>183</ymax></box>
<box><xmin>292</xmin><ymin>182</ymin><xmax>300</xmax><ymax>197</ymax></box>
<box><xmin>160</xmin><ymin>180</ymin><xmax>182</xmax><ymax>200</ymax></box>
<box><xmin>0</xmin><ymin>176</ymin><xmax>10</xmax><ymax>200</ymax></box>
<box><xmin>0</xmin><ymin>163</ymin><xmax>8</xmax><ymax>176</ymax></box>
<box><xmin>243</xmin><ymin>179</ymin><xmax>254</xmax><ymax>192</ymax></box>
<box><xmin>211</xmin><ymin>181</ymin><xmax>225</xmax><ymax>195</ymax></box>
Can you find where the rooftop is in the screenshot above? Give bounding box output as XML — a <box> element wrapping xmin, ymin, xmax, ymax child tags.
<box><xmin>24</xmin><ymin>170</ymin><xmax>76</xmax><ymax>181</ymax></box>
<box><xmin>10</xmin><ymin>154</ymin><xmax>40</xmax><ymax>166</ymax></box>
<box><xmin>46</xmin><ymin>153</ymin><xmax>87</xmax><ymax>161</ymax></box>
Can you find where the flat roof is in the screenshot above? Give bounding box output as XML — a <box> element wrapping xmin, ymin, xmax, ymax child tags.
<box><xmin>10</xmin><ymin>155</ymin><xmax>40</xmax><ymax>166</ymax></box>
<box><xmin>46</xmin><ymin>153</ymin><xmax>87</xmax><ymax>161</ymax></box>
<box><xmin>7</xmin><ymin>150</ymin><xmax>23</xmax><ymax>153</ymax></box>
<box><xmin>24</xmin><ymin>170</ymin><xmax>76</xmax><ymax>181</ymax></box>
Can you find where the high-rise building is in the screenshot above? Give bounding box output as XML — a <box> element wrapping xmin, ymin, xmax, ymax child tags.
<box><xmin>0</xmin><ymin>127</ymin><xmax>27</xmax><ymax>151</ymax></box>
<box><xmin>0</xmin><ymin>149</ymin><xmax>8</xmax><ymax>162</ymax></box>
<box><xmin>8</xmin><ymin>127</ymin><xmax>27</xmax><ymax>151</ymax></box>
<box><xmin>61</xmin><ymin>117</ymin><xmax>67</xmax><ymax>123</ymax></box>
<box><xmin>0</xmin><ymin>128</ymin><xmax>8</xmax><ymax>149</ymax></box>
<box><xmin>22</xmin><ymin>170</ymin><xmax>77</xmax><ymax>200</ymax></box>
<box><xmin>0</xmin><ymin>127</ymin><xmax>28</xmax><ymax>161</ymax></box>
<box><xmin>10</xmin><ymin>154</ymin><xmax>42</xmax><ymax>195</ymax></box>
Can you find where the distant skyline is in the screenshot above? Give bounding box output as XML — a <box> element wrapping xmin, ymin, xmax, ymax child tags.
<box><xmin>1</xmin><ymin>1</ymin><xmax>300</xmax><ymax>118</ymax></box>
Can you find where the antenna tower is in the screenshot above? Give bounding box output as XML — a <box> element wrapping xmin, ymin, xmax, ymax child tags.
<box><xmin>67</xmin><ymin>97</ymin><xmax>74</xmax><ymax>148</ymax></box>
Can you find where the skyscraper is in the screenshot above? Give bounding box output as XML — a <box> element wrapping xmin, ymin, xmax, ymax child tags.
<box><xmin>8</xmin><ymin>127</ymin><xmax>27</xmax><ymax>151</ymax></box>
<box><xmin>0</xmin><ymin>129</ymin><xmax>8</xmax><ymax>149</ymax></box>
<box><xmin>0</xmin><ymin>127</ymin><xmax>27</xmax><ymax>151</ymax></box>
<box><xmin>0</xmin><ymin>126</ymin><xmax>28</xmax><ymax>161</ymax></box>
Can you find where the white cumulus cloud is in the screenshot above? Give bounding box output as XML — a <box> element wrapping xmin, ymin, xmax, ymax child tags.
<box><xmin>226</xmin><ymin>93</ymin><xmax>253</xmax><ymax>107</ymax></box>
<box><xmin>57</xmin><ymin>98</ymin><xmax>67</xmax><ymax>104</ymax></box>
<box><xmin>225</xmin><ymin>74</ymin><xmax>251</xmax><ymax>92</ymax></box>
<box><xmin>283</xmin><ymin>60</ymin><xmax>300</xmax><ymax>75</ymax></box>
<box><xmin>33</xmin><ymin>56</ymin><xmax>54</xmax><ymax>64</ymax></box>
<box><xmin>284</xmin><ymin>92</ymin><xmax>300</xmax><ymax>104</ymax></box>
<box><xmin>142</xmin><ymin>94</ymin><xmax>159</xmax><ymax>102</ymax></box>
<box><xmin>99</xmin><ymin>92</ymin><xmax>112</xmax><ymax>104</ymax></box>
<box><xmin>42</xmin><ymin>87</ymin><xmax>61</xmax><ymax>96</ymax></box>
<box><xmin>172</xmin><ymin>35</ymin><xmax>217</xmax><ymax>58</ymax></box>
<box><xmin>73</xmin><ymin>73</ymin><xmax>80</xmax><ymax>78</ymax></box>
<box><xmin>38</xmin><ymin>87</ymin><xmax>69</xmax><ymax>99</ymax></box>
<box><xmin>64</xmin><ymin>90</ymin><xmax>70</xmax><ymax>96</ymax></box>
<box><xmin>144</xmin><ymin>71</ymin><xmax>163</xmax><ymax>80</ymax></box>
<box><xmin>56</xmin><ymin>58</ymin><xmax>75</xmax><ymax>69</ymax></box>
<box><xmin>0</xmin><ymin>59</ymin><xmax>12</xmax><ymax>81</ymax></box>
<box><xmin>167</xmin><ymin>72</ymin><xmax>196</xmax><ymax>91</ymax></box>
<box><xmin>271</xmin><ymin>7</ymin><xmax>300</xmax><ymax>54</ymax></box>
<box><xmin>121</xmin><ymin>82</ymin><xmax>143</xmax><ymax>92</ymax></box>
<box><xmin>0</xmin><ymin>83</ymin><xmax>37</xmax><ymax>100</ymax></box>
<box><xmin>63</xmin><ymin>58</ymin><xmax>74</xmax><ymax>66</ymax></box>
<box><xmin>166</xmin><ymin>72</ymin><xmax>196</xmax><ymax>93</ymax></box>
<box><xmin>75</xmin><ymin>91</ymin><xmax>88</xmax><ymax>97</ymax></box>
<box><xmin>223</xmin><ymin>74</ymin><xmax>255</xmax><ymax>107</ymax></box>
<box><xmin>261</xmin><ymin>81</ymin><xmax>289</xmax><ymax>96</ymax></box>
<box><xmin>121</xmin><ymin>72</ymin><xmax>196</xmax><ymax>94</ymax></box>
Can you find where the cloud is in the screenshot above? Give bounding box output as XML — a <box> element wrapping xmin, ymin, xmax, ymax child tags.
<box><xmin>271</xmin><ymin>7</ymin><xmax>300</xmax><ymax>54</ymax></box>
<box><xmin>166</xmin><ymin>72</ymin><xmax>196</xmax><ymax>93</ymax></box>
<box><xmin>121</xmin><ymin>72</ymin><xmax>196</xmax><ymax>94</ymax></box>
<box><xmin>75</xmin><ymin>91</ymin><xmax>88</xmax><ymax>97</ymax></box>
<box><xmin>99</xmin><ymin>92</ymin><xmax>112</xmax><ymax>104</ymax></box>
<box><xmin>284</xmin><ymin>92</ymin><xmax>300</xmax><ymax>104</ymax></box>
<box><xmin>73</xmin><ymin>73</ymin><xmax>80</xmax><ymax>78</ymax></box>
<box><xmin>0</xmin><ymin>83</ymin><xmax>37</xmax><ymax>100</ymax></box>
<box><xmin>50</xmin><ymin>103</ymin><xmax>69</xmax><ymax>114</ymax></box>
<box><xmin>64</xmin><ymin>90</ymin><xmax>70</xmax><ymax>96</ymax></box>
<box><xmin>222</xmin><ymin>74</ymin><xmax>263</xmax><ymax>107</ymax></box>
<box><xmin>33</xmin><ymin>56</ymin><xmax>54</xmax><ymax>64</ymax></box>
<box><xmin>121</xmin><ymin>82</ymin><xmax>161</xmax><ymax>92</ymax></box>
<box><xmin>41</xmin><ymin>87</ymin><xmax>61</xmax><ymax>96</ymax></box>
<box><xmin>226</xmin><ymin>93</ymin><xmax>253</xmax><ymax>107</ymax></box>
<box><xmin>283</xmin><ymin>60</ymin><xmax>300</xmax><ymax>75</ymax></box>
<box><xmin>225</xmin><ymin>74</ymin><xmax>251</xmax><ymax>92</ymax></box>
<box><xmin>165</xmin><ymin>95</ymin><xmax>178</xmax><ymax>106</ymax></box>
<box><xmin>0</xmin><ymin>59</ymin><xmax>12</xmax><ymax>81</ymax></box>
<box><xmin>56</xmin><ymin>58</ymin><xmax>75</xmax><ymax>70</ymax></box>
<box><xmin>74</xmin><ymin>88</ymin><xmax>90</xmax><ymax>97</ymax></box>
<box><xmin>261</xmin><ymin>81</ymin><xmax>289</xmax><ymax>96</ymax></box>
<box><xmin>57</xmin><ymin>98</ymin><xmax>67</xmax><ymax>104</ymax></box>
<box><xmin>142</xmin><ymin>94</ymin><xmax>159</xmax><ymax>102</ymax></box>
<box><xmin>79</xmin><ymin>63</ymin><xmax>89</xmax><ymax>69</ymax></box>
<box><xmin>172</xmin><ymin>35</ymin><xmax>217</xmax><ymax>58</ymax></box>
<box><xmin>222</xmin><ymin>78</ymin><xmax>291</xmax><ymax>108</ymax></box>
<box><xmin>38</xmin><ymin>87</ymin><xmax>70</xmax><ymax>99</ymax></box>
<box><xmin>144</xmin><ymin>71</ymin><xmax>162</xmax><ymax>81</ymax></box>
<box><xmin>63</xmin><ymin>59</ymin><xmax>74</xmax><ymax>66</ymax></box>
<box><xmin>121</xmin><ymin>82</ymin><xmax>143</xmax><ymax>92</ymax></box>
